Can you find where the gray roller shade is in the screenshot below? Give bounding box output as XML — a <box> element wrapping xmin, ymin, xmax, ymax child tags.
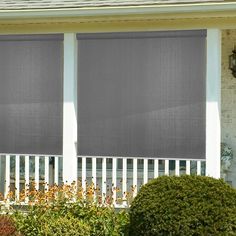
<box><xmin>0</xmin><ymin>35</ymin><xmax>63</xmax><ymax>155</ymax></box>
<box><xmin>77</xmin><ymin>30</ymin><xmax>206</xmax><ymax>159</ymax></box>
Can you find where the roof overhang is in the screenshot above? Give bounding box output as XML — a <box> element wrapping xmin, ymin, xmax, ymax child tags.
<box><xmin>0</xmin><ymin>2</ymin><xmax>236</xmax><ymax>19</ymax></box>
<box><xmin>1</xmin><ymin>2</ymin><xmax>236</xmax><ymax>34</ymax></box>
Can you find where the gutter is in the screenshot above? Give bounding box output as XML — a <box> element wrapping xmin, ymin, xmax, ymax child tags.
<box><xmin>0</xmin><ymin>2</ymin><xmax>236</xmax><ymax>19</ymax></box>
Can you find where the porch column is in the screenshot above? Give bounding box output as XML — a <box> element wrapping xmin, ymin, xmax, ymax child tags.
<box><xmin>63</xmin><ymin>33</ymin><xmax>78</xmax><ymax>183</ymax></box>
<box><xmin>206</xmin><ymin>29</ymin><xmax>221</xmax><ymax>178</ymax></box>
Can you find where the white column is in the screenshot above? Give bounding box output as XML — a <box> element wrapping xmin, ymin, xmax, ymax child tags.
<box><xmin>63</xmin><ymin>33</ymin><xmax>78</xmax><ymax>183</ymax></box>
<box><xmin>206</xmin><ymin>29</ymin><xmax>221</xmax><ymax>178</ymax></box>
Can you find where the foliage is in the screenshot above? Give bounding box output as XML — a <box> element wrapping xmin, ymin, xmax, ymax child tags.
<box><xmin>10</xmin><ymin>182</ymin><xmax>129</xmax><ymax>236</ymax></box>
<box><xmin>13</xmin><ymin>209</ymin><xmax>90</xmax><ymax>236</ymax></box>
<box><xmin>0</xmin><ymin>215</ymin><xmax>20</xmax><ymax>236</ymax></box>
<box><xmin>129</xmin><ymin>175</ymin><xmax>236</xmax><ymax>236</ymax></box>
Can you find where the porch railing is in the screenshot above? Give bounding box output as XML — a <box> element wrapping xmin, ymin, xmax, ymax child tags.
<box><xmin>77</xmin><ymin>156</ymin><xmax>206</xmax><ymax>205</ymax></box>
<box><xmin>0</xmin><ymin>154</ymin><xmax>206</xmax><ymax>205</ymax></box>
<box><xmin>0</xmin><ymin>154</ymin><xmax>63</xmax><ymax>200</ymax></box>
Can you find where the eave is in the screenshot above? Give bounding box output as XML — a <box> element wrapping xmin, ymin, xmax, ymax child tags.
<box><xmin>0</xmin><ymin>2</ymin><xmax>236</xmax><ymax>34</ymax></box>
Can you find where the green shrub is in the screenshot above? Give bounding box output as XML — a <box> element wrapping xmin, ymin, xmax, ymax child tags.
<box><xmin>9</xmin><ymin>182</ymin><xmax>130</xmax><ymax>236</ymax></box>
<box><xmin>13</xmin><ymin>209</ymin><xmax>90</xmax><ymax>236</ymax></box>
<box><xmin>12</xmin><ymin>200</ymin><xmax>129</xmax><ymax>236</ymax></box>
<box><xmin>69</xmin><ymin>203</ymin><xmax>129</xmax><ymax>236</ymax></box>
<box><xmin>129</xmin><ymin>175</ymin><xmax>236</xmax><ymax>236</ymax></box>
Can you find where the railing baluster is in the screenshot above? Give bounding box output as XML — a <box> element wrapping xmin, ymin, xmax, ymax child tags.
<box><xmin>133</xmin><ymin>158</ymin><xmax>138</xmax><ymax>197</ymax></box>
<box><xmin>35</xmin><ymin>156</ymin><xmax>40</xmax><ymax>190</ymax></box>
<box><xmin>143</xmin><ymin>159</ymin><xmax>148</xmax><ymax>184</ymax></box>
<box><xmin>112</xmin><ymin>158</ymin><xmax>117</xmax><ymax>204</ymax></box>
<box><xmin>186</xmin><ymin>160</ymin><xmax>191</xmax><ymax>175</ymax></box>
<box><xmin>54</xmin><ymin>156</ymin><xmax>59</xmax><ymax>185</ymax></box>
<box><xmin>44</xmin><ymin>156</ymin><xmax>49</xmax><ymax>191</ymax></box>
<box><xmin>25</xmin><ymin>155</ymin><xmax>30</xmax><ymax>190</ymax></box>
<box><xmin>15</xmin><ymin>155</ymin><xmax>20</xmax><ymax>200</ymax></box>
<box><xmin>197</xmin><ymin>161</ymin><xmax>201</xmax><ymax>175</ymax></box>
<box><xmin>122</xmin><ymin>158</ymin><xmax>127</xmax><ymax>203</ymax></box>
<box><xmin>154</xmin><ymin>159</ymin><xmax>159</xmax><ymax>178</ymax></box>
<box><xmin>5</xmin><ymin>155</ymin><xmax>10</xmax><ymax>199</ymax></box>
<box><xmin>175</xmin><ymin>160</ymin><xmax>180</xmax><ymax>176</ymax></box>
<box><xmin>82</xmin><ymin>157</ymin><xmax>86</xmax><ymax>195</ymax></box>
<box><xmin>92</xmin><ymin>157</ymin><xmax>97</xmax><ymax>189</ymax></box>
<box><xmin>165</xmin><ymin>160</ymin><xmax>169</xmax><ymax>176</ymax></box>
<box><xmin>102</xmin><ymin>157</ymin><xmax>106</xmax><ymax>201</ymax></box>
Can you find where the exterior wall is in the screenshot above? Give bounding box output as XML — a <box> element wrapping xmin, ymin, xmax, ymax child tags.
<box><xmin>222</xmin><ymin>29</ymin><xmax>236</xmax><ymax>186</ymax></box>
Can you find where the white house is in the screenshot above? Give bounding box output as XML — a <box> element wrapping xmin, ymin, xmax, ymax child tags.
<box><xmin>0</xmin><ymin>0</ymin><xmax>234</xmax><ymax>201</ymax></box>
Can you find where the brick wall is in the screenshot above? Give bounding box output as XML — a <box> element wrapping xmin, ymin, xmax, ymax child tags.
<box><xmin>222</xmin><ymin>29</ymin><xmax>236</xmax><ymax>186</ymax></box>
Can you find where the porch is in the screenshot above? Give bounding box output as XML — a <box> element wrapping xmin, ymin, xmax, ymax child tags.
<box><xmin>0</xmin><ymin>29</ymin><xmax>221</xmax><ymax>202</ymax></box>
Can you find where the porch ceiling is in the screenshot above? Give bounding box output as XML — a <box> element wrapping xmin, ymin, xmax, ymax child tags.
<box><xmin>0</xmin><ymin>0</ymin><xmax>226</xmax><ymax>10</ymax></box>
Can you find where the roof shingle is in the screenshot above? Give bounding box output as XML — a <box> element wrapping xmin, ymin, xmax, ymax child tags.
<box><xmin>0</xmin><ymin>0</ymin><xmax>224</xmax><ymax>10</ymax></box>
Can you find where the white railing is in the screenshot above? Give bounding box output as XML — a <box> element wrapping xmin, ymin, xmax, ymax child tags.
<box><xmin>0</xmin><ymin>154</ymin><xmax>206</xmax><ymax>206</ymax></box>
<box><xmin>77</xmin><ymin>156</ymin><xmax>206</xmax><ymax>205</ymax></box>
<box><xmin>0</xmin><ymin>154</ymin><xmax>62</xmax><ymax>200</ymax></box>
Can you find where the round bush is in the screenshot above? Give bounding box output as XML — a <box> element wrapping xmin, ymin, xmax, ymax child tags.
<box><xmin>129</xmin><ymin>175</ymin><xmax>236</xmax><ymax>236</ymax></box>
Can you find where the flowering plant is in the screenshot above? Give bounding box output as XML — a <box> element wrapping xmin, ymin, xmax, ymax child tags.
<box><xmin>4</xmin><ymin>181</ymin><xmax>131</xmax><ymax>236</ymax></box>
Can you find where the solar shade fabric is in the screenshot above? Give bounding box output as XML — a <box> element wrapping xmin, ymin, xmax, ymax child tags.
<box><xmin>77</xmin><ymin>30</ymin><xmax>206</xmax><ymax>159</ymax></box>
<box><xmin>0</xmin><ymin>34</ymin><xmax>63</xmax><ymax>155</ymax></box>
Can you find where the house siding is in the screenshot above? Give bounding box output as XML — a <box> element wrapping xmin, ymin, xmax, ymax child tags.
<box><xmin>222</xmin><ymin>29</ymin><xmax>236</xmax><ymax>186</ymax></box>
